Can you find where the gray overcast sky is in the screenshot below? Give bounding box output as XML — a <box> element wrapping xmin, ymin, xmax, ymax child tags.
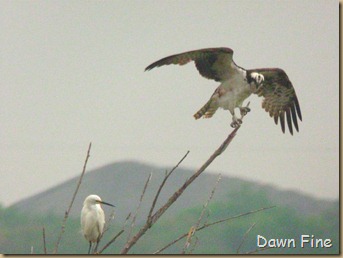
<box><xmin>1</xmin><ymin>0</ymin><xmax>338</xmax><ymax>206</ymax></box>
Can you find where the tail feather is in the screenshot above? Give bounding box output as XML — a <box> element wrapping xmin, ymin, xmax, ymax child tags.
<box><xmin>193</xmin><ymin>99</ymin><xmax>218</xmax><ymax>119</ymax></box>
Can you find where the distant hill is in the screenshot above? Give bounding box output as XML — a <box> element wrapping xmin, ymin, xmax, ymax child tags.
<box><xmin>11</xmin><ymin>161</ymin><xmax>337</xmax><ymax>224</ymax></box>
<box><xmin>3</xmin><ymin>161</ymin><xmax>339</xmax><ymax>254</ymax></box>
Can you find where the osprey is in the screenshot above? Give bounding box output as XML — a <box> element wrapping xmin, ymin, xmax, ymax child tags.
<box><xmin>145</xmin><ymin>47</ymin><xmax>302</xmax><ymax>135</ymax></box>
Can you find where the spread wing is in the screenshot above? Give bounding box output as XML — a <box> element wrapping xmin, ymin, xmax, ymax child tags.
<box><xmin>252</xmin><ymin>68</ymin><xmax>302</xmax><ymax>135</ymax></box>
<box><xmin>145</xmin><ymin>47</ymin><xmax>234</xmax><ymax>82</ymax></box>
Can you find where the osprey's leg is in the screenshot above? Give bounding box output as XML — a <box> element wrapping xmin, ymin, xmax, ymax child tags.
<box><xmin>230</xmin><ymin>110</ymin><xmax>242</xmax><ymax>128</ymax></box>
<box><xmin>239</xmin><ymin>101</ymin><xmax>251</xmax><ymax>119</ymax></box>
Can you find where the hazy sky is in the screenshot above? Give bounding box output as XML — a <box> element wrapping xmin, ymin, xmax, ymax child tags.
<box><xmin>1</xmin><ymin>0</ymin><xmax>338</xmax><ymax>207</ymax></box>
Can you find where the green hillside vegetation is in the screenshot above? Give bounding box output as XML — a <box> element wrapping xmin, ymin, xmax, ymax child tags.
<box><xmin>10</xmin><ymin>161</ymin><xmax>338</xmax><ymax>223</ymax></box>
<box><xmin>0</xmin><ymin>185</ymin><xmax>338</xmax><ymax>254</ymax></box>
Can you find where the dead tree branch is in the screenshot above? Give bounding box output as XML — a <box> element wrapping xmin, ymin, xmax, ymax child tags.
<box><xmin>53</xmin><ymin>142</ymin><xmax>92</xmax><ymax>254</ymax></box>
<box><xmin>182</xmin><ymin>174</ymin><xmax>222</xmax><ymax>254</ymax></box>
<box><xmin>154</xmin><ymin>206</ymin><xmax>275</xmax><ymax>254</ymax></box>
<box><xmin>127</xmin><ymin>172</ymin><xmax>152</xmax><ymax>241</ymax></box>
<box><xmin>122</xmin><ymin>212</ymin><xmax>132</xmax><ymax>230</ymax></box>
<box><xmin>42</xmin><ymin>226</ymin><xmax>47</xmax><ymax>254</ymax></box>
<box><xmin>245</xmin><ymin>246</ymin><xmax>273</xmax><ymax>254</ymax></box>
<box><xmin>147</xmin><ymin>151</ymin><xmax>190</xmax><ymax>223</ymax></box>
<box><xmin>99</xmin><ymin>212</ymin><xmax>132</xmax><ymax>254</ymax></box>
<box><xmin>236</xmin><ymin>222</ymin><xmax>256</xmax><ymax>253</ymax></box>
<box><xmin>121</xmin><ymin>126</ymin><xmax>240</xmax><ymax>254</ymax></box>
<box><xmin>93</xmin><ymin>208</ymin><xmax>116</xmax><ymax>254</ymax></box>
<box><xmin>98</xmin><ymin>230</ymin><xmax>125</xmax><ymax>254</ymax></box>
<box><xmin>103</xmin><ymin>209</ymin><xmax>116</xmax><ymax>235</ymax></box>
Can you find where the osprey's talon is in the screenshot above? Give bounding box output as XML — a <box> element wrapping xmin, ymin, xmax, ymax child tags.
<box><xmin>230</xmin><ymin>117</ymin><xmax>242</xmax><ymax>128</ymax></box>
<box><xmin>230</xmin><ymin>121</ymin><xmax>239</xmax><ymax>128</ymax></box>
<box><xmin>240</xmin><ymin>107</ymin><xmax>251</xmax><ymax>117</ymax></box>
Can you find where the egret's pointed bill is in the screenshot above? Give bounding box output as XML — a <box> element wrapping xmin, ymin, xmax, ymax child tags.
<box><xmin>97</xmin><ymin>200</ymin><xmax>115</xmax><ymax>207</ymax></box>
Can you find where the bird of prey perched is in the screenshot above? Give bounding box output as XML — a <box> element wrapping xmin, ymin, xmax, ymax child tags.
<box><xmin>145</xmin><ymin>47</ymin><xmax>302</xmax><ymax>135</ymax></box>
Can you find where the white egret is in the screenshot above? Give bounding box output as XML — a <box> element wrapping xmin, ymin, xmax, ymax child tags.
<box><xmin>81</xmin><ymin>194</ymin><xmax>115</xmax><ymax>254</ymax></box>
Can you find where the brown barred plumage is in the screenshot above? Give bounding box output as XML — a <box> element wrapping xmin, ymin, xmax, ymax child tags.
<box><xmin>146</xmin><ymin>48</ymin><xmax>302</xmax><ymax>135</ymax></box>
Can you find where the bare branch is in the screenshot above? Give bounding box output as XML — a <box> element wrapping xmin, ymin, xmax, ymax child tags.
<box><xmin>103</xmin><ymin>209</ymin><xmax>116</xmax><ymax>235</ymax></box>
<box><xmin>122</xmin><ymin>212</ymin><xmax>132</xmax><ymax>230</ymax></box>
<box><xmin>127</xmin><ymin>172</ymin><xmax>152</xmax><ymax>241</ymax></box>
<box><xmin>183</xmin><ymin>226</ymin><xmax>196</xmax><ymax>252</ymax></box>
<box><xmin>182</xmin><ymin>174</ymin><xmax>221</xmax><ymax>254</ymax></box>
<box><xmin>92</xmin><ymin>208</ymin><xmax>116</xmax><ymax>254</ymax></box>
<box><xmin>99</xmin><ymin>212</ymin><xmax>132</xmax><ymax>254</ymax></box>
<box><xmin>42</xmin><ymin>226</ymin><xmax>47</xmax><ymax>254</ymax></box>
<box><xmin>154</xmin><ymin>205</ymin><xmax>275</xmax><ymax>254</ymax></box>
<box><xmin>200</xmin><ymin>206</ymin><xmax>275</xmax><ymax>230</ymax></box>
<box><xmin>149</xmin><ymin>127</ymin><xmax>239</xmax><ymax>226</ymax></box>
<box><xmin>95</xmin><ymin>212</ymin><xmax>118</xmax><ymax>256</ymax></box>
<box><xmin>188</xmin><ymin>235</ymin><xmax>199</xmax><ymax>254</ymax></box>
<box><xmin>147</xmin><ymin>151</ymin><xmax>190</xmax><ymax>223</ymax></box>
<box><xmin>98</xmin><ymin>230</ymin><xmax>125</xmax><ymax>254</ymax></box>
<box><xmin>53</xmin><ymin>142</ymin><xmax>92</xmax><ymax>254</ymax></box>
<box><xmin>245</xmin><ymin>246</ymin><xmax>273</xmax><ymax>254</ymax></box>
<box><xmin>121</xmin><ymin>127</ymin><xmax>240</xmax><ymax>254</ymax></box>
<box><xmin>236</xmin><ymin>222</ymin><xmax>256</xmax><ymax>253</ymax></box>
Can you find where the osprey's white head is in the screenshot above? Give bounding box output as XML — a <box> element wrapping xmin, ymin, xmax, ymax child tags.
<box><xmin>251</xmin><ymin>72</ymin><xmax>264</xmax><ymax>85</ymax></box>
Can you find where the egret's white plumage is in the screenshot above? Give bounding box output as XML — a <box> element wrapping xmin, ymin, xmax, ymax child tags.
<box><xmin>81</xmin><ymin>194</ymin><xmax>114</xmax><ymax>254</ymax></box>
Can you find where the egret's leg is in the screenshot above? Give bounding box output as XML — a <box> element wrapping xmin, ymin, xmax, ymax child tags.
<box><xmin>94</xmin><ymin>240</ymin><xmax>100</xmax><ymax>254</ymax></box>
<box><xmin>88</xmin><ymin>242</ymin><xmax>92</xmax><ymax>254</ymax></box>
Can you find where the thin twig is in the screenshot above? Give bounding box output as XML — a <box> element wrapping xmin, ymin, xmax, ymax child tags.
<box><xmin>154</xmin><ymin>205</ymin><xmax>275</xmax><ymax>254</ymax></box>
<box><xmin>53</xmin><ymin>142</ymin><xmax>92</xmax><ymax>254</ymax></box>
<box><xmin>150</xmin><ymin>127</ymin><xmax>239</xmax><ymax>225</ymax></box>
<box><xmin>42</xmin><ymin>226</ymin><xmax>47</xmax><ymax>254</ymax></box>
<box><xmin>94</xmin><ymin>209</ymin><xmax>116</xmax><ymax>253</ymax></box>
<box><xmin>183</xmin><ymin>226</ymin><xmax>196</xmax><ymax>252</ymax></box>
<box><xmin>94</xmin><ymin>213</ymin><xmax>117</xmax><ymax>257</ymax></box>
<box><xmin>188</xmin><ymin>235</ymin><xmax>199</xmax><ymax>254</ymax></box>
<box><xmin>200</xmin><ymin>206</ymin><xmax>274</xmax><ymax>231</ymax></box>
<box><xmin>127</xmin><ymin>173</ymin><xmax>152</xmax><ymax>241</ymax></box>
<box><xmin>122</xmin><ymin>212</ymin><xmax>132</xmax><ymax>230</ymax></box>
<box><xmin>99</xmin><ymin>212</ymin><xmax>131</xmax><ymax>254</ymax></box>
<box><xmin>121</xmin><ymin>127</ymin><xmax>240</xmax><ymax>254</ymax></box>
<box><xmin>147</xmin><ymin>151</ymin><xmax>190</xmax><ymax>223</ymax></box>
<box><xmin>245</xmin><ymin>246</ymin><xmax>273</xmax><ymax>254</ymax></box>
<box><xmin>182</xmin><ymin>174</ymin><xmax>221</xmax><ymax>254</ymax></box>
<box><xmin>236</xmin><ymin>222</ymin><xmax>256</xmax><ymax>254</ymax></box>
<box><xmin>98</xmin><ymin>230</ymin><xmax>125</xmax><ymax>254</ymax></box>
<box><xmin>103</xmin><ymin>209</ymin><xmax>116</xmax><ymax>235</ymax></box>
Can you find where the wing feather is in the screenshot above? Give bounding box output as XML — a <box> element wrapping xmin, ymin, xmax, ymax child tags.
<box><xmin>251</xmin><ymin>68</ymin><xmax>302</xmax><ymax>134</ymax></box>
<box><xmin>145</xmin><ymin>47</ymin><xmax>234</xmax><ymax>82</ymax></box>
<box><xmin>290</xmin><ymin>104</ymin><xmax>299</xmax><ymax>132</ymax></box>
<box><xmin>286</xmin><ymin>109</ymin><xmax>293</xmax><ymax>135</ymax></box>
<box><xmin>274</xmin><ymin>114</ymin><xmax>278</xmax><ymax>125</ymax></box>
<box><xmin>280</xmin><ymin>111</ymin><xmax>285</xmax><ymax>133</ymax></box>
